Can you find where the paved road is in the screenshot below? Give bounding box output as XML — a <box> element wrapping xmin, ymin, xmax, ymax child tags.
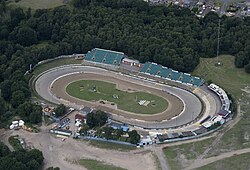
<box><xmin>35</xmin><ymin>65</ymin><xmax>205</xmax><ymax>129</ymax></box>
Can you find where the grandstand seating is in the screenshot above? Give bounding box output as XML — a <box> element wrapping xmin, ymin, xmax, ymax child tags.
<box><xmin>181</xmin><ymin>73</ymin><xmax>192</xmax><ymax>84</ymax></box>
<box><xmin>148</xmin><ymin>63</ymin><xmax>161</xmax><ymax>75</ymax></box>
<box><xmin>171</xmin><ymin>70</ymin><xmax>181</xmax><ymax>81</ymax></box>
<box><xmin>84</xmin><ymin>48</ymin><xmax>204</xmax><ymax>86</ymax></box>
<box><xmin>140</xmin><ymin>62</ymin><xmax>204</xmax><ymax>86</ymax></box>
<box><xmin>84</xmin><ymin>48</ymin><xmax>124</xmax><ymax>66</ymax></box>
<box><xmin>160</xmin><ymin>67</ymin><xmax>171</xmax><ymax>78</ymax></box>
<box><xmin>192</xmin><ymin>77</ymin><xmax>203</xmax><ymax>86</ymax></box>
<box><xmin>140</xmin><ymin>62</ymin><xmax>150</xmax><ymax>73</ymax></box>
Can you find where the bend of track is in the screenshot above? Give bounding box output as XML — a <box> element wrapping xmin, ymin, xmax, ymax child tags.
<box><xmin>35</xmin><ymin>65</ymin><xmax>203</xmax><ymax>129</ymax></box>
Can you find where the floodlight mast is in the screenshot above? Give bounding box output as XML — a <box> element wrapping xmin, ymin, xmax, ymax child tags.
<box><xmin>216</xmin><ymin>18</ymin><xmax>221</xmax><ymax>65</ymax></box>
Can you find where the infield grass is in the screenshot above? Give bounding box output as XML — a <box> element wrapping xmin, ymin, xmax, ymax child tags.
<box><xmin>66</xmin><ymin>80</ymin><xmax>168</xmax><ymax>114</ymax></box>
<box><xmin>78</xmin><ymin>159</ymin><xmax>126</xmax><ymax>170</ymax></box>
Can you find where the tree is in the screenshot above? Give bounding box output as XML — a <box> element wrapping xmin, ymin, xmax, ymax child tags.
<box><xmin>27</xmin><ymin>149</ymin><xmax>44</xmax><ymax>165</ymax></box>
<box><xmin>16</xmin><ymin>26</ymin><xmax>38</xmax><ymax>46</ymax></box>
<box><xmin>47</xmin><ymin>167</ymin><xmax>60</xmax><ymax>170</ymax></box>
<box><xmin>235</xmin><ymin>51</ymin><xmax>249</xmax><ymax>68</ymax></box>
<box><xmin>79</xmin><ymin>124</ymin><xmax>89</xmax><ymax>135</ymax></box>
<box><xmin>0</xmin><ymin>80</ymin><xmax>12</xmax><ymax>101</ymax></box>
<box><xmin>54</xmin><ymin>104</ymin><xmax>66</xmax><ymax>117</ymax></box>
<box><xmin>103</xmin><ymin>127</ymin><xmax>113</xmax><ymax>140</ymax></box>
<box><xmin>128</xmin><ymin>130</ymin><xmax>140</xmax><ymax>144</ymax></box>
<box><xmin>0</xmin><ymin>142</ymin><xmax>10</xmax><ymax>157</ymax></box>
<box><xmin>95</xmin><ymin>110</ymin><xmax>108</xmax><ymax>127</ymax></box>
<box><xmin>29</xmin><ymin>111</ymin><xmax>42</xmax><ymax>124</ymax></box>
<box><xmin>86</xmin><ymin>110</ymin><xmax>108</xmax><ymax>128</ymax></box>
<box><xmin>0</xmin><ymin>143</ymin><xmax>44</xmax><ymax>170</ymax></box>
<box><xmin>0</xmin><ymin>97</ymin><xmax>6</xmax><ymax>117</ymax></box>
<box><xmin>245</xmin><ymin>63</ymin><xmax>250</xmax><ymax>73</ymax></box>
<box><xmin>26</xmin><ymin>159</ymin><xmax>40</xmax><ymax>170</ymax></box>
<box><xmin>10</xmin><ymin>90</ymin><xmax>25</xmax><ymax>108</ymax></box>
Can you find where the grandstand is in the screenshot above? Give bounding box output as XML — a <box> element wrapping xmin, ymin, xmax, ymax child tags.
<box><xmin>83</xmin><ymin>48</ymin><xmax>203</xmax><ymax>86</ymax></box>
<box><xmin>140</xmin><ymin>62</ymin><xmax>204</xmax><ymax>87</ymax></box>
<box><xmin>84</xmin><ymin>48</ymin><xmax>124</xmax><ymax>66</ymax></box>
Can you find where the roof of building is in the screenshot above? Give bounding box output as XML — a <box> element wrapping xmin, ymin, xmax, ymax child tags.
<box><xmin>140</xmin><ymin>62</ymin><xmax>204</xmax><ymax>86</ymax></box>
<box><xmin>75</xmin><ymin>114</ymin><xmax>86</xmax><ymax>120</ymax></box>
<box><xmin>181</xmin><ymin>131</ymin><xmax>194</xmax><ymax>137</ymax></box>
<box><xmin>193</xmin><ymin>127</ymin><xmax>207</xmax><ymax>135</ymax></box>
<box><xmin>84</xmin><ymin>48</ymin><xmax>124</xmax><ymax>66</ymax></box>
<box><xmin>218</xmin><ymin>109</ymin><xmax>229</xmax><ymax>116</ymax></box>
<box><xmin>80</xmin><ymin>107</ymin><xmax>92</xmax><ymax>113</ymax></box>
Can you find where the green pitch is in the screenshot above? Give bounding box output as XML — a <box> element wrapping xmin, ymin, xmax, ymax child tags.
<box><xmin>66</xmin><ymin>80</ymin><xmax>168</xmax><ymax>114</ymax></box>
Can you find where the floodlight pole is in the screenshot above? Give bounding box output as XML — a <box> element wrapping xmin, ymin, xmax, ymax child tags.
<box><xmin>216</xmin><ymin>18</ymin><xmax>221</xmax><ymax>64</ymax></box>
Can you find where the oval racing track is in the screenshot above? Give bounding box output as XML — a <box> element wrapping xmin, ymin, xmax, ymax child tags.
<box><xmin>35</xmin><ymin>65</ymin><xmax>202</xmax><ymax>129</ymax></box>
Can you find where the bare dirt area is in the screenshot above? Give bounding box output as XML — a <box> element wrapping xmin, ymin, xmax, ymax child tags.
<box><xmin>51</xmin><ymin>73</ymin><xmax>184</xmax><ymax>121</ymax></box>
<box><xmin>0</xmin><ymin>128</ymin><xmax>157</xmax><ymax>170</ymax></box>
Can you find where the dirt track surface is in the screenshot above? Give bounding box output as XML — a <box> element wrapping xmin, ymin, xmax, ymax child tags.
<box><xmin>35</xmin><ymin>66</ymin><xmax>203</xmax><ymax>128</ymax></box>
<box><xmin>51</xmin><ymin>73</ymin><xmax>183</xmax><ymax>121</ymax></box>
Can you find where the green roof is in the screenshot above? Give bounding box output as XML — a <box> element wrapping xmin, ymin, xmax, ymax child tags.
<box><xmin>84</xmin><ymin>48</ymin><xmax>124</xmax><ymax>66</ymax></box>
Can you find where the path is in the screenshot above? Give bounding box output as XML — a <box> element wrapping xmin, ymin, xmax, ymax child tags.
<box><xmin>151</xmin><ymin>146</ymin><xmax>170</xmax><ymax>170</ymax></box>
<box><xmin>185</xmin><ymin>104</ymin><xmax>243</xmax><ymax>169</ymax></box>
<box><xmin>186</xmin><ymin>147</ymin><xmax>250</xmax><ymax>170</ymax></box>
<box><xmin>0</xmin><ymin>129</ymin><xmax>14</xmax><ymax>152</ymax></box>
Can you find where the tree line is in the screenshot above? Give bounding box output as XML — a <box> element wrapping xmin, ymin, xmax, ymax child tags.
<box><xmin>0</xmin><ymin>0</ymin><xmax>250</xmax><ymax>125</ymax></box>
<box><xmin>0</xmin><ymin>142</ymin><xmax>44</xmax><ymax>170</ymax></box>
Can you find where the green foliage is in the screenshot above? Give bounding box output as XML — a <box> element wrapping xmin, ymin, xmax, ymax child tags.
<box><xmin>15</xmin><ymin>26</ymin><xmax>38</xmax><ymax>46</ymax></box>
<box><xmin>86</xmin><ymin>110</ymin><xmax>108</xmax><ymax>128</ymax></box>
<box><xmin>88</xmin><ymin>140</ymin><xmax>136</xmax><ymax>151</ymax></box>
<box><xmin>47</xmin><ymin>167</ymin><xmax>60</xmax><ymax>170</ymax></box>
<box><xmin>54</xmin><ymin>104</ymin><xmax>66</xmax><ymax>117</ymax></box>
<box><xmin>244</xmin><ymin>63</ymin><xmax>250</xmax><ymax>73</ymax></box>
<box><xmin>128</xmin><ymin>130</ymin><xmax>140</xmax><ymax>144</ymax></box>
<box><xmin>0</xmin><ymin>142</ymin><xmax>10</xmax><ymax>157</ymax></box>
<box><xmin>0</xmin><ymin>0</ymin><xmax>250</xmax><ymax>126</ymax></box>
<box><xmin>0</xmin><ymin>143</ymin><xmax>43</xmax><ymax>170</ymax></box>
<box><xmin>235</xmin><ymin>51</ymin><xmax>249</xmax><ymax>68</ymax></box>
<box><xmin>17</xmin><ymin>102</ymin><xmax>42</xmax><ymax>123</ymax></box>
<box><xmin>27</xmin><ymin>149</ymin><xmax>44</xmax><ymax>164</ymax></box>
<box><xmin>8</xmin><ymin>136</ymin><xmax>23</xmax><ymax>151</ymax></box>
<box><xmin>79</xmin><ymin>123</ymin><xmax>89</xmax><ymax>135</ymax></box>
<box><xmin>11</xmin><ymin>90</ymin><xmax>25</xmax><ymax>108</ymax></box>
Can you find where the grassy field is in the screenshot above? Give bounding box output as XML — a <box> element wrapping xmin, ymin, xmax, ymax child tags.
<box><xmin>85</xmin><ymin>139</ymin><xmax>136</xmax><ymax>152</ymax></box>
<box><xmin>164</xmin><ymin>137</ymin><xmax>215</xmax><ymax>170</ymax></box>
<box><xmin>164</xmin><ymin>55</ymin><xmax>250</xmax><ymax>169</ymax></box>
<box><xmin>32</xmin><ymin>57</ymin><xmax>82</xmax><ymax>76</ymax></box>
<box><xmin>195</xmin><ymin>152</ymin><xmax>250</xmax><ymax>170</ymax></box>
<box><xmin>8</xmin><ymin>135</ymin><xmax>23</xmax><ymax>151</ymax></box>
<box><xmin>193</xmin><ymin>55</ymin><xmax>250</xmax><ymax>99</ymax></box>
<box><xmin>78</xmin><ymin>159</ymin><xmax>126</xmax><ymax>170</ymax></box>
<box><xmin>7</xmin><ymin>0</ymin><xmax>67</xmax><ymax>9</ymax></box>
<box><xmin>66</xmin><ymin>80</ymin><xmax>168</xmax><ymax>114</ymax></box>
<box><xmin>193</xmin><ymin>55</ymin><xmax>250</xmax><ymax>156</ymax></box>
